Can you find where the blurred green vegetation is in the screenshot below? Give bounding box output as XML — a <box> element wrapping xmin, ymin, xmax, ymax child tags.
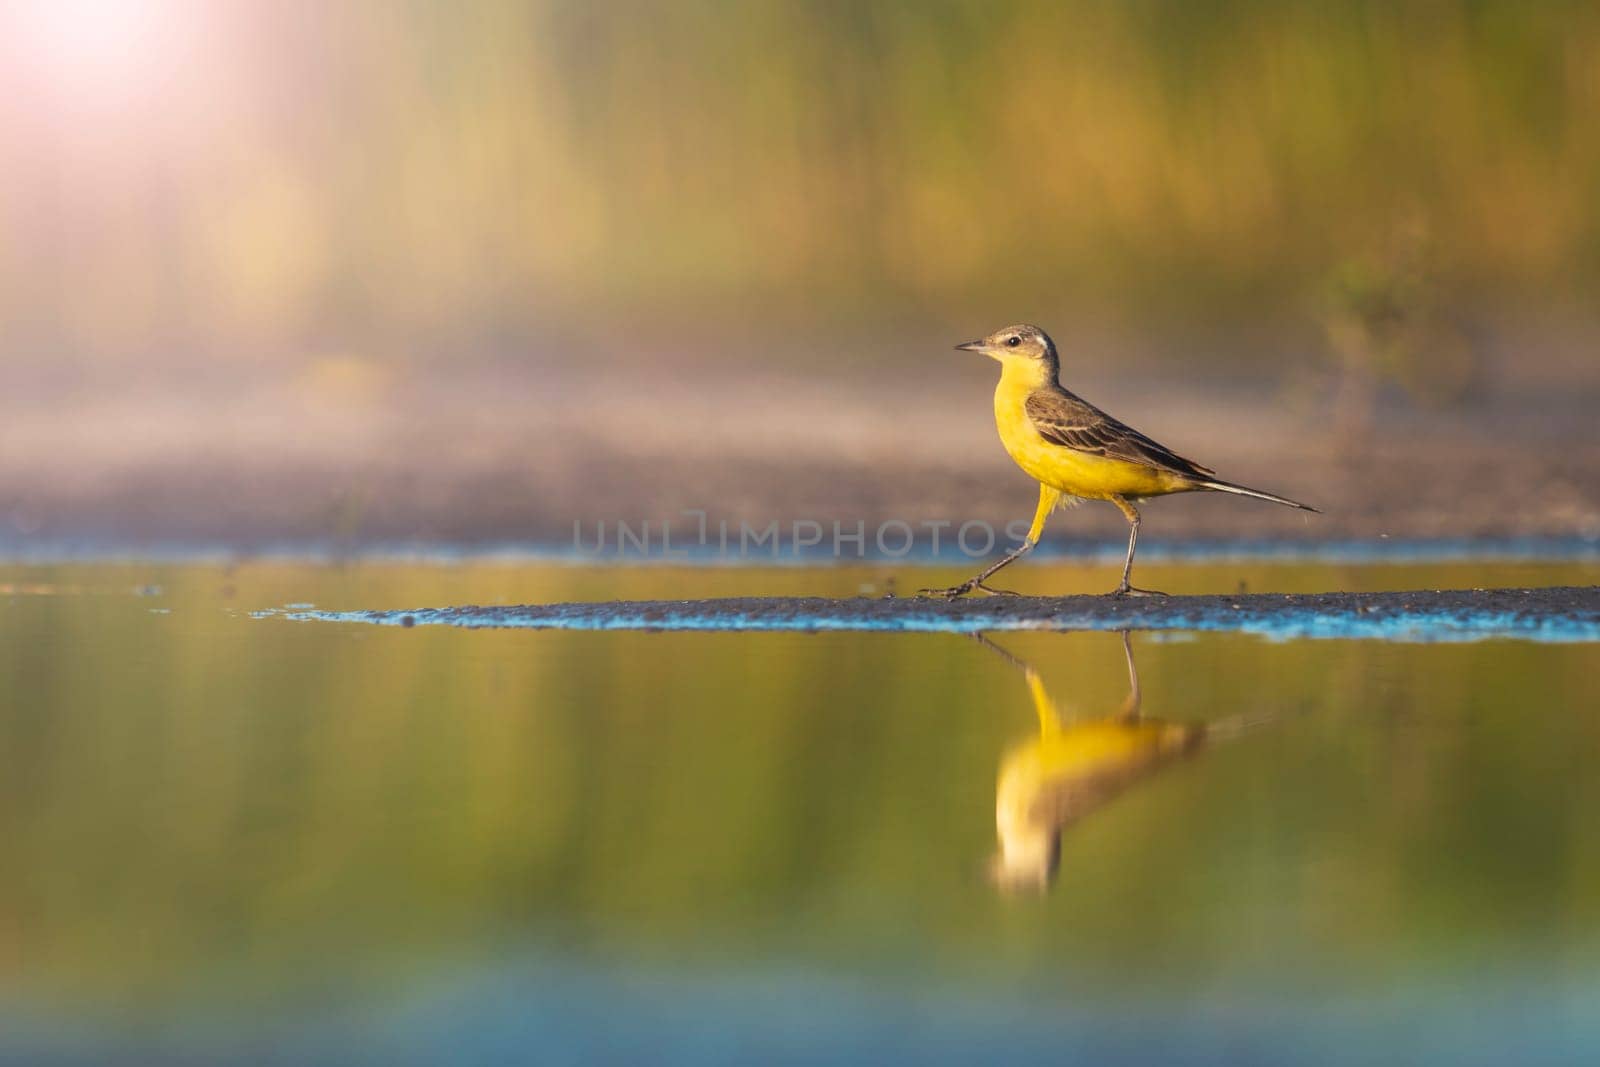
<box><xmin>1</xmin><ymin>562</ymin><xmax>1598</xmax><ymax>1014</ymax></box>
<box><xmin>1</xmin><ymin>0</ymin><xmax>1597</xmax><ymax>372</ymax></box>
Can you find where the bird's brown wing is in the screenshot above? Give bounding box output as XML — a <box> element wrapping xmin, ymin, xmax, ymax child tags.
<box><xmin>1024</xmin><ymin>389</ymin><xmax>1215</xmax><ymax>480</ymax></box>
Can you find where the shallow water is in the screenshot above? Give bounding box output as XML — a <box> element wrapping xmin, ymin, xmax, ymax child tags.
<box><xmin>2</xmin><ymin>561</ymin><xmax>1598</xmax><ymax>1064</ymax></box>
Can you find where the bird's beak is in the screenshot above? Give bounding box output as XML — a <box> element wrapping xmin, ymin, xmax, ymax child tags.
<box><xmin>955</xmin><ymin>340</ymin><xmax>986</xmax><ymax>353</ymax></box>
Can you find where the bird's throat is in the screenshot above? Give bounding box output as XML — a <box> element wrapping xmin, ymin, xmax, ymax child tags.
<box><xmin>994</xmin><ymin>357</ymin><xmax>1054</xmax><ymax>407</ymax></box>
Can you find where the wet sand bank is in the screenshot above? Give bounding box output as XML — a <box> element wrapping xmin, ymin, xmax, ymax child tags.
<box><xmin>262</xmin><ymin>585</ymin><xmax>1600</xmax><ymax>642</ymax></box>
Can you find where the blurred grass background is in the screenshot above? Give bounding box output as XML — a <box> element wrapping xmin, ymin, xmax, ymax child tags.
<box><xmin>3</xmin><ymin>0</ymin><xmax>1598</xmax><ymax>374</ymax></box>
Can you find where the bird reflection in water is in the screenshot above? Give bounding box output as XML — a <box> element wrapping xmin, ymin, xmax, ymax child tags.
<box><xmin>980</xmin><ymin>631</ymin><xmax>1254</xmax><ymax>893</ymax></box>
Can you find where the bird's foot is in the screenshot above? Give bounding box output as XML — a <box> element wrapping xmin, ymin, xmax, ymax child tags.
<box><xmin>1108</xmin><ymin>583</ymin><xmax>1168</xmax><ymax>598</ymax></box>
<box><xmin>973</xmin><ymin>581</ymin><xmax>1022</xmax><ymax>597</ymax></box>
<box><xmin>917</xmin><ymin>579</ymin><xmax>1021</xmax><ymax>599</ymax></box>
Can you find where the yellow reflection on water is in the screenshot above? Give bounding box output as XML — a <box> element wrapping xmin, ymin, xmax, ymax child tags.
<box><xmin>980</xmin><ymin>633</ymin><xmax>1262</xmax><ymax>893</ymax></box>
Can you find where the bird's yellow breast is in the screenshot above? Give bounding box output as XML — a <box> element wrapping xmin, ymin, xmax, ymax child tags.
<box><xmin>993</xmin><ymin>367</ymin><xmax>1181</xmax><ymax>500</ymax></box>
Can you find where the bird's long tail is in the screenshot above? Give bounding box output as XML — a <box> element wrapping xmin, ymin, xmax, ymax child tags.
<box><xmin>1197</xmin><ymin>479</ymin><xmax>1320</xmax><ymax>513</ymax></box>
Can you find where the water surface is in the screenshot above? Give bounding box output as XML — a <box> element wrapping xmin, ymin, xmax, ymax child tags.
<box><xmin>1</xmin><ymin>561</ymin><xmax>1597</xmax><ymax>1063</ymax></box>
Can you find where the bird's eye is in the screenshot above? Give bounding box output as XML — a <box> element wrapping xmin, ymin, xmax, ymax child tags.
<box><xmin>1006</xmin><ymin>336</ymin><xmax>1021</xmax><ymax>347</ymax></box>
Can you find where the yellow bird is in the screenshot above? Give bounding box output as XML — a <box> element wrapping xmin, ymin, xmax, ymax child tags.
<box><xmin>926</xmin><ymin>323</ymin><xmax>1317</xmax><ymax>597</ymax></box>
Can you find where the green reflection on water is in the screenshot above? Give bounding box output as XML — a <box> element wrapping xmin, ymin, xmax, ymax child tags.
<box><xmin>0</xmin><ymin>563</ymin><xmax>1597</xmax><ymax>1020</ymax></box>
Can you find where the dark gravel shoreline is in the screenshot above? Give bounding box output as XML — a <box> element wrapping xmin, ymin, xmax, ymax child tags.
<box><xmin>266</xmin><ymin>585</ymin><xmax>1600</xmax><ymax>642</ymax></box>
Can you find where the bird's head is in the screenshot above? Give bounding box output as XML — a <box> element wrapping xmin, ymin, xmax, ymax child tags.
<box><xmin>955</xmin><ymin>323</ymin><xmax>1059</xmax><ymax>383</ymax></box>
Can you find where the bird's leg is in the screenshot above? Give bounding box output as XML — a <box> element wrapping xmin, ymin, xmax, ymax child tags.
<box><xmin>968</xmin><ymin>633</ymin><xmax>1063</xmax><ymax>735</ymax></box>
<box><xmin>920</xmin><ymin>485</ymin><xmax>1060</xmax><ymax>598</ymax></box>
<box><xmin>1108</xmin><ymin>497</ymin><xmax>1167</xmax><ymax>597</ymax></box>
<box><xmin>918</xmin><ymin>540</ymin><xmax>1032</xmax><ymax>598</ymax></box>
<box><xmin>1113</xmin><ymin>631</ymin><xmax>1143</xmax><ymax>721</ymax></box>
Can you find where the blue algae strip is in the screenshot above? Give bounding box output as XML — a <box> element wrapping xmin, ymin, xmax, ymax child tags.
<box><xmin>256</xmin><ymin>587</ymin><xmax>1600</xmax><ymax>643</ymax></box>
